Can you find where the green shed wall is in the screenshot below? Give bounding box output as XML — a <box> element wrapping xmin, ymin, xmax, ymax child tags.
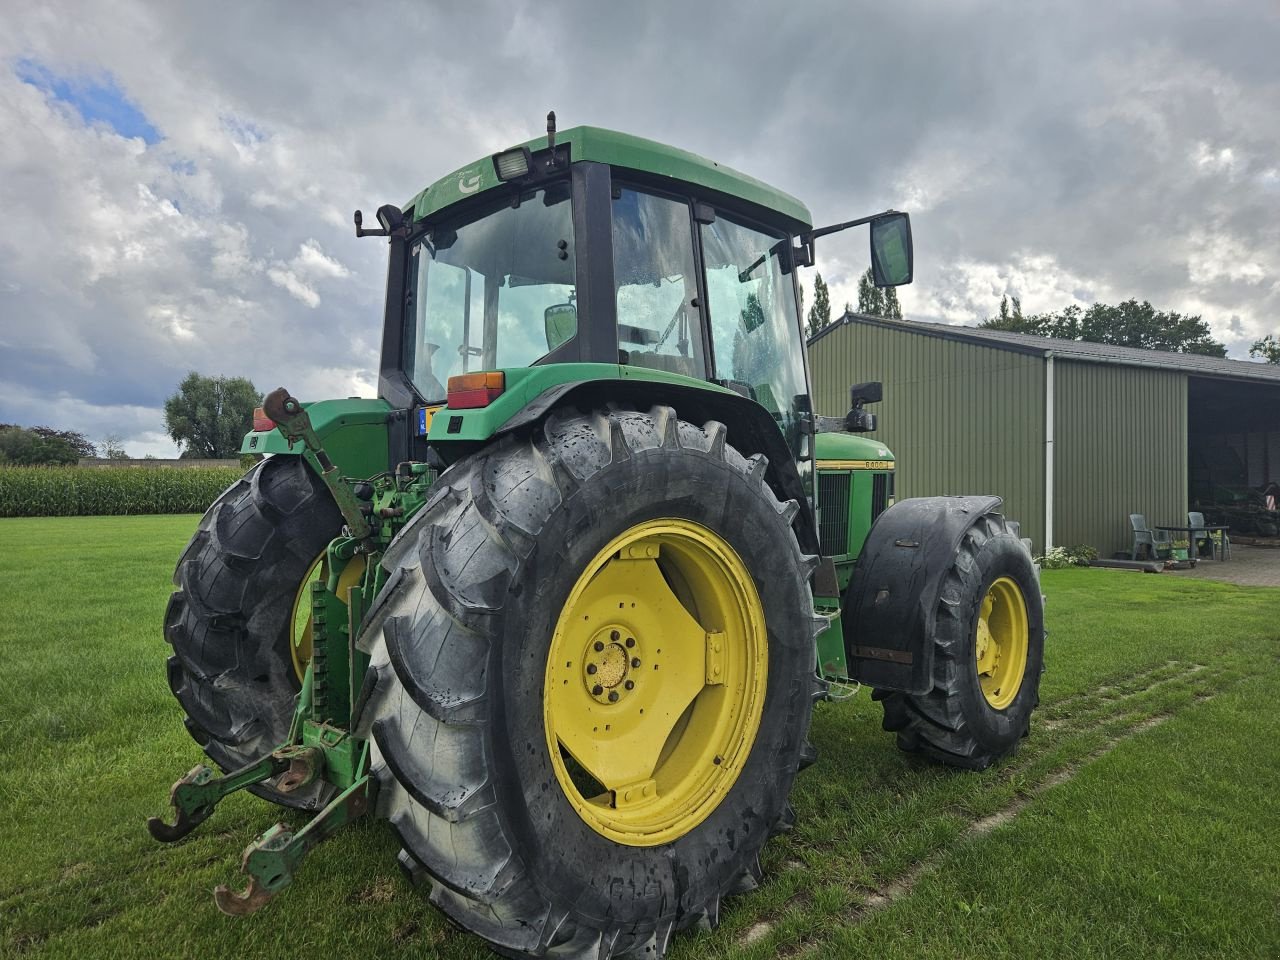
<box><xmin>809</xmin><ymin>321</ymin><xmax>1047</xmax><ymax>551</ymax></box>
<box><xmin>1052</xmin><ymin>361</ymin><xmax>1187</xmax><ymax>558</ymax></box>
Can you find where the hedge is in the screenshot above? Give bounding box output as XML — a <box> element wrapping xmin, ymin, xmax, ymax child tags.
<box><xmin>0</xmin><ymin>465</ymin><xmax>243</xmax><ymax>517</ymax></box>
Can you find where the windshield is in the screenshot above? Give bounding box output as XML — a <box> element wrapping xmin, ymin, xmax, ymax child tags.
<box><xmin>406</xmin><ymin>185</ymin><xmax>576</xmax><ymax>402</ymax></box>
<box><xmin>701</xmin><ymin>215</ymin><xmax>807</xmax><ymax>456</ymax></box>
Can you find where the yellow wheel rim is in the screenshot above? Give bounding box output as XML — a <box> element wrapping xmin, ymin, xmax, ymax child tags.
<box><xmin>974</xmin><ymin>576</ymin><xmax>1029</xmax><ymax>710</ymax></box>
<box><xmin>288</xmin><ymin>552</ymin><xmax>366</xmax><ymax>684</ymax></box>
<box><xmin>543</xmin><ymin>519</ymin><xmax>767</xmax><ymax>846</ymax></box>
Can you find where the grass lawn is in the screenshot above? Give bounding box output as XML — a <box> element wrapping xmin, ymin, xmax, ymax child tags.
<box><xmin>1</xmin><ymin>515</ymin><xmax>1277</xmax><ymax>959</ymax></box>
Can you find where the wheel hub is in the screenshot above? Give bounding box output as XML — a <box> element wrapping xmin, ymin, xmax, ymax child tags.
<box><xmin>584</xmin><ymin>629</ymin><xmax>641</xmax><ymax>704</ymax></box>
<box><xmin>544</xmin><ymin>519</ymin><xmax>767</xmax><ymax>846</ymax></box>
<box><xmin>975</xmin><ymin>576</ymin><xmax>1029</xmax><ymax>710</ymax></box>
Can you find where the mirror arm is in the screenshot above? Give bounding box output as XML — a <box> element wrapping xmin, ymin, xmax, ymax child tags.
<box><xmin>800</xmin><ymin>209</ymin><xmax>904</xmax><ymax>261</ymax></box>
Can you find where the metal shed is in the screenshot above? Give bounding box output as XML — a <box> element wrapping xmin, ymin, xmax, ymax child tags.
<box><xmin>808</xmin><ymin>313</ymin><xmax>1280</xmax><ymax>556</ymax></box>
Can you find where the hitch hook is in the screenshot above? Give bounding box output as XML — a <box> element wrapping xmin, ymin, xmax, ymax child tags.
<box><xmin>147</xmin><ymin>755</ymin><xmax>288</xmax><ymax>843</ymax></box>
<box><xmin>213</xmin><ymin>776</ymin><xmax>371</xmax><ymax>916</ymax></box>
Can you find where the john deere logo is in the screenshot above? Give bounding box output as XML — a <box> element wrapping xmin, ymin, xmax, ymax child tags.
<box><xmin>459</xmin><ymin>173</ymin><xmax>481</xmax><ymax>194</ymax></box>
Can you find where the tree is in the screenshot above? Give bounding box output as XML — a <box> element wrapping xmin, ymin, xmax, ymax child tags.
<box><xmin>979</xmin><ymin>298</ymin><xmax>1227</xmax><ymax>356</ymax></box>
<box><xmin>164</xmin><ymin>373</ymin><xmax>261</xmax><ymax>459</ymax></box>
<box><xmin>806</xmin><ymin>273</ymin><xmax>831</xmax><ymax>338</ymax></box>
<box><xmin>0</xmin><ymin>424</ymin><xmax>95</xmax><ymax>465</ymax></box>
<box><xmin>856</xmin><ymin>268</ymin><xmax>884</xmax><ymax>317</ymax></box>
<box><xmin>1250</xmin><ymin>334</ymin><xmax>1280</xmax><ymax>364</ymax></box>
<box><xmin>99</xmin><ymin>434</ymin><xmax>130</xmax><ymax>459</ymax></box>
<box><xmin>855</xmin><ymin>267</ymin><xmax>902</xmax><ymax>319</ymax></box>
<box><xmin>882</xmin><ymin>282</ymin><xmax>903</xmax><ymax>320</ymax></box>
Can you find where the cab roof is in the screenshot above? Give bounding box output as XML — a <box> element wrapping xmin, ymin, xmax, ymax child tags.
<box><xmin>407</xmin><ymin>125</ymin><xmax>812</xmax><ymax>231</ymax></box>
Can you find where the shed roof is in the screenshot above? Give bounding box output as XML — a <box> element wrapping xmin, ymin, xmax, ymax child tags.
<box><xmin>810</xmin><ymin>312</ymin><xmax>1280</xmax><ymax>385</ymax></box>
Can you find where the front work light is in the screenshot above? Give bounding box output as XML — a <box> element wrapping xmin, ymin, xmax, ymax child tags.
<box><xmin>447</xmin><ymin>371</ymin><xmax>505</xmax><ymax>409</ymax></box>
<box><xmin>493</xmin><ymin>148</ymin><xmax>531</xmax><ymax>181</ymax></box>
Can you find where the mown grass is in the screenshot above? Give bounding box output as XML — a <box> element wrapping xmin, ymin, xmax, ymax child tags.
<box><xmin>0</xmin><ymin>516</ymin><xmax>1277</xmax><ymax>959</ymax></box>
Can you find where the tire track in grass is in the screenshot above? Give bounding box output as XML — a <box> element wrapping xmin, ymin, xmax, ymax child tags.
<box><xmin>734</xmin><ymin>659</ymin><xmax>1232</xmax><ymax>955</ymax></box>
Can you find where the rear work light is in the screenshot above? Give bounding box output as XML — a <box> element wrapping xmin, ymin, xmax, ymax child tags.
<box><xmin>447</xmin><ymin>371</ymin><xmax>505</xmax><ymax>409</ymax></box>
<box><xmin>493</xmin><ymin>147</ymin><xmax>531</xmax><ymax>181</ymax></box>
<box><xmin>252</xmin><ymin>407</ymin><xmax>276</xmax><ymax>432</ymax></box>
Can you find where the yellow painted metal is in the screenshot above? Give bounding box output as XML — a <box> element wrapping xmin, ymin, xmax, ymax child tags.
<box><xmin>288</xmin><ymin>552</ymin><xmax>366</xmax><ymax>684</ymax></box>
<box><xmin>975</xmin><ymin>576</ymin><xmax>1029</xmax><ymax>710</ymax></box>
<box><xmin>814</xmin><ymin>459</ymin><xmax>895</xmax><ymax>471</ymax></box>
<box><xmin>543</xmin><ymin>519</ymin><xmax>768</xmax><ymax>846</ymax></box>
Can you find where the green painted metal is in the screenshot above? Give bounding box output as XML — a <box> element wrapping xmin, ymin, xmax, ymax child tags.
<box><xmin>814</xmin><ymin>605</ymin><xmax>847</xmax><ymax>679</ymax></box>
<box><xmin>814</xmin><ymin>432</ymin><xmax>895</xmax><ymax>462</ymax></box>
<box><xmin>240</xmin><ymin>397</ymin><xmax>391</xmax><ymax>480</ymax></box>
<box><xmin>408</xmin><ymin>126</ymin><xmax>812</xmax><ymax>230</ymax></box>
<box><xmin>426</xmin><ymin>362</ymin><xmax>738</xmax><ymax>443</ymax></box>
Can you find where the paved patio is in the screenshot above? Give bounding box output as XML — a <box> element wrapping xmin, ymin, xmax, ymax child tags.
<box><xmin>1166</xmin><ymin>544</ymin><xmax>1280</xmax><ymax>588</ymax></box>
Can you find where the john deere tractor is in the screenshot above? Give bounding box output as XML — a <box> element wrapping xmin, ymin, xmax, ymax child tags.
<box><xmin>152</xmin><ymin>114</ymin><xmax>1044</xmax><ymax>957</ymax></box>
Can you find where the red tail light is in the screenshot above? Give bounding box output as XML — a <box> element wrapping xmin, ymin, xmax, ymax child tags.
<box><xmin>447</xmin><ymin>371</ymin><xmax>505</xmax><ymax>409</ymax></box>
<box><xmin>252</xmin><ymin>407</ymin><xmax>276</xmax><ymax>432</ymax></box>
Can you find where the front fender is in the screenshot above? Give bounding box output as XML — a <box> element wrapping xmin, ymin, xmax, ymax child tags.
<box><xmin>240</xmin><ymin>397</ymin><xmax>392</xmax><ymax>479</ymax></box>
<box><xmin>843</xmin><ymin>495</ymin><xmax>1003</xmax><ymax>694</ymax></box>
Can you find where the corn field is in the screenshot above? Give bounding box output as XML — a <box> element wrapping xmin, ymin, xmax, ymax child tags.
<box><xmin>0</xmin><ymin>466</ymin><xmax>243</xmax><ymax>517</ymax></box>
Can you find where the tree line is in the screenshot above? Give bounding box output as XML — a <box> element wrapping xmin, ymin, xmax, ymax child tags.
<box><xmin>2</xmin><ymin>373</ymin><xmax>262</xmax><ymax>466</ymax></box>
<box><xmin>802</xmin><ymin>267</ymin><xmax>1278</xmax><ymax>365</ymax></box>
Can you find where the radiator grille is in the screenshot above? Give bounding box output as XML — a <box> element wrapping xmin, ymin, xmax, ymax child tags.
<box><xmin>818</xmin><ymin>472</ymin><xmax>851</xmax><ymax>557</ymax></box>
<box><xmin>872</xmin><ymin>473</ymin><xmax>889</xmax><ymax>524</ymax></box>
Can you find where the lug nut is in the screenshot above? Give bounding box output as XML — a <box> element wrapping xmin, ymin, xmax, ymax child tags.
<box><xmin>594</xmin><ymin>641</ymin><xmax>604</xmax><ymax>652</ymax></box>
<box><xmin>610</xmin><ymin>630</ymin><xmax>620</xmax><ymax>641</ymax></box>
<box><xmin>586</xmin><ymin>664</ymin><xmax>597</xmax><ymax>675</ymax></box>
<box><xmin>624</xmin><ymin>680</ymin><xmax>635</xmax><ymax>690</ymax></box>
<box><xmin>592</xmin><ymin>685</ymin><xmax>603</xmax><ymax>696</ymax></box>
<box><xmin>608</xmin><ymin>691</ymin><xmax>619</xmax><ymax>703</ymax></box>
<box><xmin>631</xmin><ymin>658</ymin><xmax>641</xmax><ymax>668</ymax></box>
<box><xmin>625</xmin><ymin>637</ymin><xmax>635</xmax><ymax>648</ymax></box>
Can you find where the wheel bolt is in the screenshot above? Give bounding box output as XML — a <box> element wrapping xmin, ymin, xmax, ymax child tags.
<box><xmin>624</xmin><ymin>680</ymin><xmax>634</xmax><ymax>690</ymax></box>
<box><xmin>586</xmin><ymin>664</ymin><xmax>597</xmax><ymax>675</ymax></box>
<box><xmin>592</xmin><ymin>685</ymin><xmax>603</xmax><ymax>696</ymax></box>
<box><xmin>594</xmin><ymin>641</ymin><xmax>604</xmax><ymax>652</ymax></box>
<box><xmin>608</xmin><ymin>691</ymin><xmax>619</xmax><ymax>703</ymax></box>
<box><xmin>625</xmin><ymin>637</ymin><xmax>635</xmax><ymax>648</ymax></box>
<box><xmin>631</xmin><ymin>658</ymin><xmax>641</xmax><ymax>668</ymax></box>
<box><xmin>610</xmin><ymin>630</ymin><xmax>620</xmax><ymax>641</ymax></box>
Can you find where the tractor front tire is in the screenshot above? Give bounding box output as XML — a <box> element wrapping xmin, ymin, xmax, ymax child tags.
<box><xmin>874</xmin><ymin>512</ymin><xmax>1044</xmax><ymax>770</ymax></box>
<box><xmin>165</xmin><ymin>455</ymin><xmax>342</xmax><ymax>809</ymax></box>
<box><xmin>354</xmin><ymin>407</ymin><xmax>823</xmax><ymax>959</ymax></box>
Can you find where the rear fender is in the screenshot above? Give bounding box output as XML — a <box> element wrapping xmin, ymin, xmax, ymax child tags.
<box><xmin>496</xmin><ymin>378</ymin><xmax>819</xmax><ymax>555</ymax></box>
<box><xmin>843</xmin><ymin>495</ymin><xmax>1003</xmax><ymax>694</ymax></box>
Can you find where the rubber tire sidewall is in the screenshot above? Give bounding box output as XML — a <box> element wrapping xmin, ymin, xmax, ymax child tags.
<box><xmin>948</xmin><ymin>533</ymin><xmax>1044</xmax><ymax>754</ymax></box>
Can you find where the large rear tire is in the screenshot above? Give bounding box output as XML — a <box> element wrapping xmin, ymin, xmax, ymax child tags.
<box><xmin>354</xmin><ymin>406</ymin><xmax>824</xmax><ymax>959</ymax></box>
<box><xmin>164</xmin><ymin>455</ymin><xmax>343</xmax><ymax>809</ymax></box>
<box><xmin>874</xmin><ymin>511</ymin><xmax>1044</xmax><ymax>770</ymax></box>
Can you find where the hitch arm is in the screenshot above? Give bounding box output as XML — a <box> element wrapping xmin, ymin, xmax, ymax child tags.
<box><xmin>213</xmin><ymin>775</ymin><xmax>372</xmax><ymax>915</ymax></box>
<box><xmin>146</xmin><ymin>757</ymin><xmax>287</xmax><ymax>842</ymax></box>
<box><xmin>262</xmin><ymin>387</ymin><xmax>373</xmax><ymax>541</ymax></box>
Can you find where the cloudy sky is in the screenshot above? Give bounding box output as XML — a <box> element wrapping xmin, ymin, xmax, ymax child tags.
<box><xmin>1</xmin><ymin>1</ymin><xmax>1277</xmax><ymax>456</ymax></box>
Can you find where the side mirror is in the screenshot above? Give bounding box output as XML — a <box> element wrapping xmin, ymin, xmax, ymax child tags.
<box><xmin>849</xmin><ymin>381</ymin><xmax>883</xmax><ymax>406</ymax></box>
<box><xmin>870</xmin><ymin>213</ymin><xmax>913</xmax><ymax>287</ymax></box>
<box><xmin>845</xmin><ymin>380</ymin><xmax>882</xmax><ymax>433</ymax></box>
<box><xmin>544</xmin><ymin>303</ymin><xmax>578</xmax><ymax>351</ymax></box>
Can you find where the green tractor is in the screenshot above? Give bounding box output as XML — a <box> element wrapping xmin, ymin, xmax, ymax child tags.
<box><xmin>152</xmin><ymin>114</ymin><xmax>1044</xmax><ymax>956</ymax></box>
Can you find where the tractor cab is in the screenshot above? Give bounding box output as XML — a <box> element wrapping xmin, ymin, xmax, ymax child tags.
<box><xmin>370</xmin><ymin>121</ymin><xmax>911</xmax><ymax>475</ymax></box>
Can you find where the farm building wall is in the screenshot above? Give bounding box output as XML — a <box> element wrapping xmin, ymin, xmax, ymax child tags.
<box><xmin>808</xmin><ymin>320</ymin><xmax>1048</xmax><ymax>551</ymax></box>
<box><xmin>1052</xmin><ymin>361</ymin><xmax>1187</xmax><ymax>558</ymax></box>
